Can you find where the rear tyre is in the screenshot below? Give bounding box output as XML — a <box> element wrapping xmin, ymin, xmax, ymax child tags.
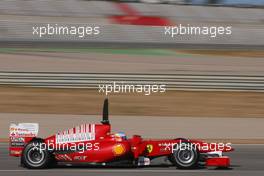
<box><xmin>21</xmin><ymin>140</ymin><xmax>53</xmax><ymax>169</ymax></box>
<box><xmin>170</xmin><ymin>142</ymin><xmax>199</xmax><ymax>169</ymax></box>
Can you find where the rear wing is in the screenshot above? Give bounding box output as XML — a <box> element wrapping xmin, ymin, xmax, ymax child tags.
<box><xmin>10</xmin><ymin>123</ymin><xmax>38</xmax><ymax>137</ymax></box>
<box><xmin>9</xmin><ymin>123</ymin><xmax>39</xmax><ymax>156</ymax></box>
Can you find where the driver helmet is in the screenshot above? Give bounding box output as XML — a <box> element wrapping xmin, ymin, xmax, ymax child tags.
<box><xmin>114</xmin><ymin>132</ymin><xmax>127</xmax><ymax>140</ymax></box>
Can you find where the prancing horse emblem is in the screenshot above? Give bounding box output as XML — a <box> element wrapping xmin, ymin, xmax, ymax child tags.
<box><xmin>146</xmin><ymin>144</ymin><xmax>153</xmax><ymax>153</ymax></box>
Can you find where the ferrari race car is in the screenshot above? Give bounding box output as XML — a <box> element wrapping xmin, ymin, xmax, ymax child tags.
<box><xmin>9</xmin><ymin>99</ymin><xmax>233</xmax><ymax>169</ymax></box>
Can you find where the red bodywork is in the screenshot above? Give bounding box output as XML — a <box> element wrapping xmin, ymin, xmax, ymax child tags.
<box><xmin>9</xmin><ymin>122</ymin><xmax>233</xmax><ymax>168</ymax></box>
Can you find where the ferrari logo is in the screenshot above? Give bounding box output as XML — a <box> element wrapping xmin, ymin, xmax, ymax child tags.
<box><xmin>146</xmin><ymin>144</ymin><xmax>153</xmax><ymax>153</ymax></box>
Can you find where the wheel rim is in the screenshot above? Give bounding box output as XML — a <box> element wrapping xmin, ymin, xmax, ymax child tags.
<box><xmin>26</xmin><ymin>147</ymin><xmax>45</xmax><ymax>165</ymax></box>
<box><xmin>177</xmin><ymin>149</ymin><xmax>194</xmax><ymax>164</ymax></box>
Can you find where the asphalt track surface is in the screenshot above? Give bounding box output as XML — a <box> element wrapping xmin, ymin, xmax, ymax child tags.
<box><xmin>2</xmin><ymin>41</ymin><xmax>264</xmax><ymax>49</ymax></box>
<box><xmin>0</xmin><ymin>143</ymin><xmax>263</xmax><ymax>176</ymax></box>
<box><xmin>1</xmin><ymin>41</ymin><xmax>264</xmax><ymax>75</ymax></box>
<box><xmin>1</xmin><ymin>48</ymin><xmax>264</xmax><ymax>75</ymax></box>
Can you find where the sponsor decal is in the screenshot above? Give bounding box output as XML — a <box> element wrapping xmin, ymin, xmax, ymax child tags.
<box><xmin>10</xmin><ymin>142</ymin><xmax>24</xmax><ymax>147</ymax></box>
<box><xmin>64</xmin><ymin>154</ymin><xmax>72</xmax><ymax>161</ymax></box>
<box><xmin>9</xmin><ymin>123</ymin><xmax>38</xmax><ymax>147</ymax></box>
<box><xmin>9</xmin><ymin>123</ymin><xmax>38</xmax><ymax>137</ymax></box>
<box><xmin>10</xmin><ymin>150</ymin><xmax>22</xmax><ymax>155</ymax></box>
<box><xmin>113</xmin><ymin>144</ymin><xmax>126</xmax><ymax>156</ymax></box>
<box><xmin>56</xmin><ymin>154</ymin><xmax>72</xmax><ymax>161</ymax></box>
<box><xmin>10</xmin><ymin>137</ymin><xmax>25</xmax><ymax>142</ymax></box>
<box><xmin>74</xmin><ymin>156</ymin><xmax>87</xmax><ymax>161</ymax></box>
<box><xmin>146</xmin><ymin>144</ymin><xmax>153</xmax><ymax>153</ymax></box>
<box><xmin>56</xmin><ymin>124</ymin><xmax>95</xmax><ymax>144</ymax></box>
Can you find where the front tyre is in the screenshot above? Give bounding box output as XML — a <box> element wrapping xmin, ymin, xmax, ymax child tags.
<box><xmin>171</xmin><ymin>142</ymin><xmax>199</xmax><ymax>169</ymax></box>
<box><xmin>21</xmin><ymin>141</ymin><xmax>53</xmax><ymax>169</ymax></box>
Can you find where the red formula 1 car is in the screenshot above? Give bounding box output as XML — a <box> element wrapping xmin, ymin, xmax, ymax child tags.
<box><xmin>9</xmin><ymin>99</ymin><xmax>233</xmax><ymax>169</ymax></box>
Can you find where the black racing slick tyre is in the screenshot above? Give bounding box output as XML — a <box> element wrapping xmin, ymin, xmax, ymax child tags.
<box><xmin>21</xmin><ymin>141</ymin><xmax>54</xmax><ymax>169</ymax></box>
<box><xmin>170</xmin><ymin>142</ymin><xmax>199</xmax><ymax>169</ymax></box>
